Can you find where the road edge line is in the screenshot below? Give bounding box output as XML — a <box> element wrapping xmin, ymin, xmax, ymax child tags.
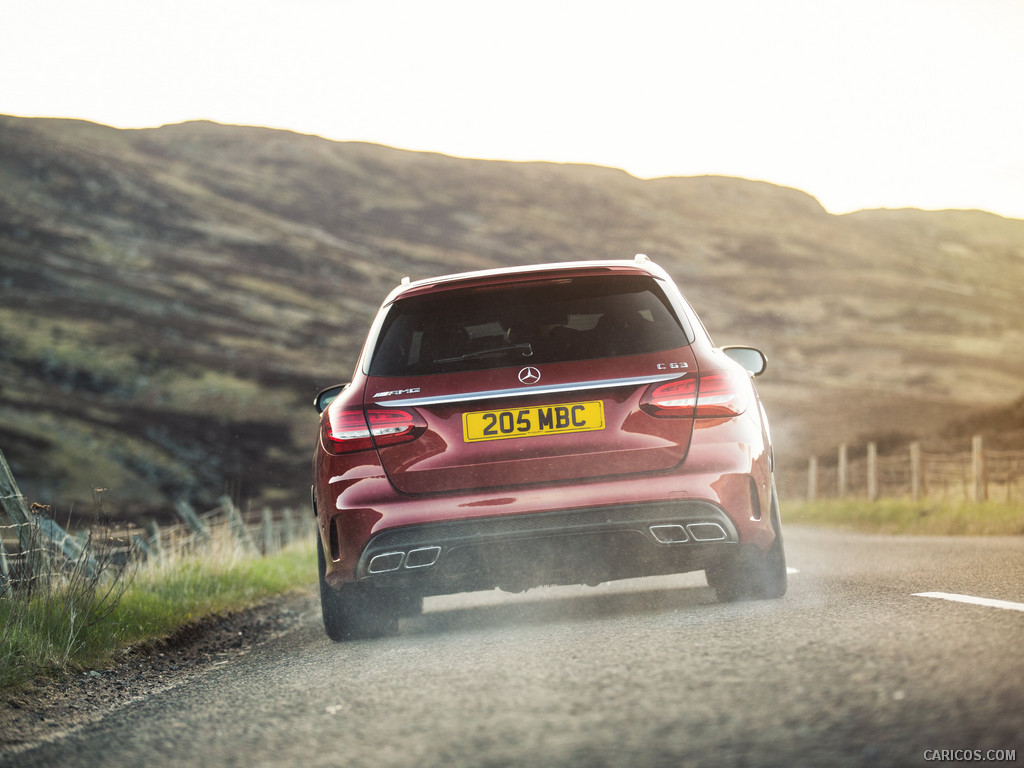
<box><xmin>913</xmin><ymin>591</ymin><xmax>1024</xmax><ymax>613</ymax></box>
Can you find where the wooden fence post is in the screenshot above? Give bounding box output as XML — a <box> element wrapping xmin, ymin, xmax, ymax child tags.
<box><xmin>261</xmin><ymin>508</ymin><xmax>276</xmax><ymax>555</ymax></box>
<box><xmin>910</xmin><ymin>442</ymin><xmax>923</xmax><ymax>501</ymax></box>
<box><xmin>1011</xmin><ymin>456</ymin><xmax>1020</xmax><ymax>504</ymax></box>
<box><xmin>145</xmin><ymin>520</ymin><xmax>163</xmax><ymax>559</ymax></box>
<box><xmin>1</xmin><ymin>449</ymin><xmax>40</xmax><ymax>563</ymax></box>
<box><xmin>131</xmin><ymin>533</ymin><xmax>151</xmax><ymax>560</ymax></box>
<box><xmin>972</xmin><ymin>435</ymin><xmax>987</xmax><ymax>502</ymax></box>
<box><xmin>1</xmin><ymin>448</ymin><xmax>96</xmax><ymax>580</ymax></box>
<box><xmin>0</xmin><ymin>535</ymin><xmax>11</xmax><ymax>593</ymax></box>
<box><xmin>175</xmin><ymin>500</ymin><xmax>211</xmax><ymax>542</ymax></box>
<box><xmin>289</xmin><ymin>507</ymin><xmax>306</xmax><ymax>543</ymax></box>
<box><xmin>838</xmin><ymin>444</ymin><xmax>848</xmax><ymax>499</ymax></box>
<box><xmin>867</xmin><ymin>442</ymin><xmax>878</xmax><ymax>501</ymax></box>
<box><xmin>281</xmin><ymin>508</ymin><xmax>295</xmax><ymax>546</ymax></box>
<box><xmin>221</xmin><ymin>495</ymin><xmax>258</xmax><ymax>554</ymax></box>
<box><xmin>807</xmin><ymin>456</ymin><xmax>818</xmax><ymax>502</ymax></box>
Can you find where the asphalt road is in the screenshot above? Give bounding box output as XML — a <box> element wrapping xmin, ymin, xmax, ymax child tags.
<box><xmin>4</xmin><ymin>526</ymin><xmax>1023</xmax><ymax>768</ymax></box>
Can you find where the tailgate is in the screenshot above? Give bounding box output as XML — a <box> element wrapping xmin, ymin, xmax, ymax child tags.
<box><xmin>369</xmin><ymin>353</ymin><xmax>697</xmax><ymax>494</ymax></box>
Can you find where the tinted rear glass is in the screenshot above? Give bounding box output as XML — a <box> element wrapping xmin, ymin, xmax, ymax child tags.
<box><xmin>368</xmin><ymin>275</ymin><xmax>690</xmax><ymax>376</ymax></box>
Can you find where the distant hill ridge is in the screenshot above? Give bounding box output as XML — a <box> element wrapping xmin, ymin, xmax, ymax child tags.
<box><xmin>1</xmin><ymin>114</ymin><xmax>1022</xmax><ymax>515</ymax></box>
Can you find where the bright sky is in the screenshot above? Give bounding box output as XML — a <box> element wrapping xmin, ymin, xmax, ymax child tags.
<box><xmin>3</xmin><ymin>0</ymin><xmax>1023</xmax><ymax>219</ymax></box>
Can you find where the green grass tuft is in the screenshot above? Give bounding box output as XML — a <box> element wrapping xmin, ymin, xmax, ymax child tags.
<box><xmin>113</xmin><ymin>533</ymin><xmax>315</xmax><ymax>646</ymax></box>
<box><xmin>784</xmin><ymin>498</ymin><xmax>1024</xmax><ymax>536</ymax></box>
<box><xmin>0</xmin><ymin>528</ymin><xmax>315</xmax><ymax>692</ymax></box>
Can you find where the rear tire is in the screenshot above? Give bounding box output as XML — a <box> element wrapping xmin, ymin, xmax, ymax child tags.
<box><xmin>706</xmin><ymin>478</ymin><xmax>788</xmax><ymax>602</ymax></box>
<box><xmin>317</xmin><ymin>536</ymin><xmax>399</xmax><ymax>641</ymax></box>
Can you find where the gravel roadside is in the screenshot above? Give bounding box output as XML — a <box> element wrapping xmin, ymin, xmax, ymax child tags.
<box><xmin>0</xmin><ymin>588</ymin><xmax>320</xmax><ymax>752</ymax></box>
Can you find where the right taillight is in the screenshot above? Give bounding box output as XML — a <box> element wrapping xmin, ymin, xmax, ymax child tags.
<box><xmin>641</xmin><ymin>371</ymin><xmax>750</xmax><ymax>418</ymax></box>
<box><xmin>641</xmin><ymin>377</ymin><xmax>698</xmax><ymax>417</ymax></box>
<box><xmin>323</xmin><ymin>407</ymin><xmax>424</xmax><ymax>454</ymax></box>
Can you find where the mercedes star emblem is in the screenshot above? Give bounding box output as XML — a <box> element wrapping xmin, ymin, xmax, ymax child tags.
<box><xmin>518</xmin><ymin>366</ymin><xmax>541</xmax><ymax>385</ymax></box>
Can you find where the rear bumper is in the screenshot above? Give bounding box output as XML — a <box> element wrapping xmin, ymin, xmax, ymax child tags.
<box><xmin>316</xmin><ymin>469</ymin><xmax>775</xmax><ymax>594</ymax></box>
<box><xmin>353</xmin><ymin>500</ymin><xmax>739</xmax><ymax>594</ymax></box>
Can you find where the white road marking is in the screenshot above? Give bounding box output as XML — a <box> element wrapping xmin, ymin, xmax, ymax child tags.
<box><xmin>913</xmin><ymin>592</ymin><xmax>1024</xmax><ymax>613</ymax></box>
<box><xmin>787</xmin><ymin>568</ymin><xmax>800</xmax><ymax>574</ymax></box>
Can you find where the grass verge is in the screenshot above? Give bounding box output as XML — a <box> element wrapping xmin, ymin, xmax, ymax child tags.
<box><xmin>0</xmin><ymin>527</ymin><xmax>315</xmax><ymax>692</ymax></box>
<box><xmin>783</xmin><ymin>498</ymin><xmax>1024</xmax><ymax>536</ymax></box>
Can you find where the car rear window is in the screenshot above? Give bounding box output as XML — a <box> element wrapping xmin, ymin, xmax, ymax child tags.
<box><xmin>368</xmin><ymin>275</ymin><xmax>691</xmax><ymax>376</ymax></box>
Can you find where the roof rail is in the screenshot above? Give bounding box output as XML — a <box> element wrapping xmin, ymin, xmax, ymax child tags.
<box><xmin>634</xmin><ymin>253</ymin><xmax>649</xmax><ymax>264</ymax></box>
<box><xmin>400</xmin><ymin>276</ymin><xmax>411</xmax><ymax>286</ymax></box>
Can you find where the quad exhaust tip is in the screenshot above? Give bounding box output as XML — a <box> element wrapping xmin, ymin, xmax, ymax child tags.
<box><xmin>405</xmin><ymin>546</ymin><xmax>442</xmax><ymax>569</ymax></box>
<box><xmin>686</xmin><ymin>522</ymin><xmax>728</xmax><ymax>542</ymax></box>
<box><xmin>368</xmin><ymin>546</ymin><xmax>442</xmax><ymax>574</ymax></box>
<box><xmin>649</xmin><ymin>522</ymin><xmax>729</xmax><ymax>544</ymax></box>
<box><xmin>649</xmin><ymin>524</ymin><xmax>688</xmax><ymax>544</ymax></box>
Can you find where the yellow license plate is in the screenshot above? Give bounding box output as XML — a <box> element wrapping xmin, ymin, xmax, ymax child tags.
<box><xmin>463</xmin><ymin>401</ymin><xmax>605</xmax><ymax>442</ymax></box>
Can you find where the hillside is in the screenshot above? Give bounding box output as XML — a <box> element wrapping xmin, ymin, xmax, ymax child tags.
<box><xmin>2</xmin><ymin>114</ymin><xmax>1023</xmax><ymax>516</ymax></box>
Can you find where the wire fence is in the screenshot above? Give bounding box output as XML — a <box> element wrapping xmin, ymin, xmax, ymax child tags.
<box><xmin>1</xmin><ymin>449</ymin><xmax>308</xmax><ymax>595</ymax></box>
<box><xmin>786</xmin><ymin>436</ymin><xmax>1024</xmax><ymax>503</ymax></box>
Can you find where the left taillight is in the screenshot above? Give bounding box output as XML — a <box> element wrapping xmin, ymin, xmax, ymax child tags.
<box><xmin>641</xmin><ymin>370</ymin><xmax>751</xmax><ymax>418</ymax></box>
<box><xmin>322</xmin><ymin>407</ymin><xmax>424</xmax><ymax>455</ymax></box>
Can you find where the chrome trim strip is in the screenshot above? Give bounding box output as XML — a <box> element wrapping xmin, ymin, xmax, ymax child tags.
<box><xmin>374</xmin><ymin>373</ymin><xmax>681</xmax><ymax>407</ymax></box>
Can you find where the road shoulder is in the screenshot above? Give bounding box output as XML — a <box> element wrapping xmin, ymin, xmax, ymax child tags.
<box><xmin>0</xmin><ymin>589</ymin><xmax>318</xmax><ymax>753</ymax></box>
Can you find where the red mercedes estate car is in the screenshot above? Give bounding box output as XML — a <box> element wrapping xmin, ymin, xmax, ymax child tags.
<box><xmin>312</xmin><ymin>256</ymin><xmax>786</xmax><ymax>640</ymax></box>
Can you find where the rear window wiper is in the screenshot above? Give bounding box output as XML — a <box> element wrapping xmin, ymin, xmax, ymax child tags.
<box><xmin>435</xmin><ymin>343</ymin><xmax>533</xmax><ymax>364</ymax></box>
